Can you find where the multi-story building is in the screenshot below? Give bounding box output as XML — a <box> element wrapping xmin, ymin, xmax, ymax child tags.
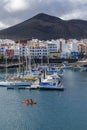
<box><xmin>0</xmin><ymin>46</ymin><xmax>5</xmax><ymax>55</ymax></box>
<box><xmin>58</xmin><ymin>39</ymin><xmax>79</xmax><ymax>59</ymax></box>
<box><xmin>47</xmin><ymin>40</ymin><xmax>58</xmax><ymax>53</ymax></box>
<box><xmin>0</xmin><ymin>38</ymin><xmax>84</xmax><ymax>60</ymax></box>
<box><xmin>29</xmin><ymin>42</ymin><xmax>48</xmax><ymax>59</ymax></box>
<box><xmin>0</xmin><ymin>39</ymin><xmax>15</xmax><ymax>57</ymax></box>
<box><xmin>19</xmin><ymin>43</ymin><xmax>28</xmax><ymax>57</ymax></box>
<box><xmin>14</xmin><ymin>44</ymin><xmax>20</xmax><ymax>57</ymax></box>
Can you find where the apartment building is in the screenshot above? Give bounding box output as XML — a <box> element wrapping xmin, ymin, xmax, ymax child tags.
<box><xmin>29</xmin><ymin>42</ymin><xmax>48</xmax><ymax>59</ymax></box>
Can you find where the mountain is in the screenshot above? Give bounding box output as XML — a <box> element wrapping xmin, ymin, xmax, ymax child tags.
<box><xmin>0</xmin><ymin>13</ymin><xmax>87</xmax><ymax>40</ymax></box>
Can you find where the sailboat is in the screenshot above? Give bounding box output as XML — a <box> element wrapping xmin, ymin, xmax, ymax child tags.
<box><xmin>0</xmin><ymin>40</ymin><xmax>32</xmax><ymax>88</ymax></box>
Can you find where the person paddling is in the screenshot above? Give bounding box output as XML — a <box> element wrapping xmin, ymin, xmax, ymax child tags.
<box><xmin>30</xmin><ymin>99</ymin><xmax>33</xmax><ymax>103</ymax></box>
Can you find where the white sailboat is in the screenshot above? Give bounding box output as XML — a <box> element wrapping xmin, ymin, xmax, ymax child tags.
<box><xmin>0</xmin><ymin>80</ymin><xmax>31</xmax><ymax>88</ymax></box>
<box><xmin>0</xmin><ymin>40</ymin><xmax>32</xmax><ymax>88</ymax></box>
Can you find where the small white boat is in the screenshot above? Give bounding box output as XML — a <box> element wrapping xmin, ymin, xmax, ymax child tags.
<box><xmin>62</xmin><ymin>63</ymin><xmax>72</xmax><ymax>69</ymax></box>
<box><xmin>72</xmin><ymin>66</ymin><xmax>80</xmax><ymax>71</ymax></box>
<box><xmin>47</xmin><ymin>67</ymin><xmax>63</xmax><ymax>73</ymax></box>
<box><xmin>80</xmin><ymin>64</ymin><xmax>87</xmax><ymax>71</ymax></box>
<box><xmin>0</xmin><ymin>81</ymin><xmax>32</xmax><ymax>89</ymax></box>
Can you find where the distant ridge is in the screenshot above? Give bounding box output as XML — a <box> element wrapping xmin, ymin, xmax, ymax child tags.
<box><xmin>0</xmin><ymin>13</ymin><xmax>87</xmax><ymax>40</ymax></box>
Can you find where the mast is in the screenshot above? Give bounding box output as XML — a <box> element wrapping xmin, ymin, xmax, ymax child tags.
<box><xmin>25</xmin><ymin>41</ymin><xmax>28</xmax><ymax>74</ymax></box>
<box><xmin>3</xmin><ymin>39</ymin><xmax>8</xmax><ymax>80</ymax></box>
<box><xmin>29</xmin><ymin>44</ymin><xmax>31</xmax><ymax>74</ymax></box>
<box><xmin>18</xmin><ymin>40</ymin><xmax>21</xmax><ymax>76</ymax></box>
<box><xmin>5</xmin><ymin>45</ymin><xmax>8</xmax><ymax>79</ymax></box>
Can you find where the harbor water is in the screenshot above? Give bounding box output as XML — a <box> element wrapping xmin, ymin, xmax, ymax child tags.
<box><xmin>0</xmin><ymin>69</ymin><xmax>87</xmax><ymax>130</ymax></box>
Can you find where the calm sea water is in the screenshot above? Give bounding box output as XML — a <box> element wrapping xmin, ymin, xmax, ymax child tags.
<box><xmin>0</xmin><ymin>69</ymin><xmax>87</xmax><ymax>130</ymax></box>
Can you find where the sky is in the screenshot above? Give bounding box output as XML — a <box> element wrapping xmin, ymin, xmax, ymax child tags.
<box><xmin>0</xmin><ymin>0</ymin><xmax>87</xmax><ymax>30</ymax></box>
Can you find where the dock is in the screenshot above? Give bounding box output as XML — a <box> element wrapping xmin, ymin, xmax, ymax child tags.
<box><xmin>0</xmin><ymin>63</ymin><xmax>23</xmax><ymax>68</ymax></box>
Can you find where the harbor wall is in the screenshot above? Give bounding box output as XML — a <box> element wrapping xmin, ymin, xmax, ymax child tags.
<box><xmin>0</xmin><ymin>58</ymin><xmax>78</xmax><ymax>68</ymax></box>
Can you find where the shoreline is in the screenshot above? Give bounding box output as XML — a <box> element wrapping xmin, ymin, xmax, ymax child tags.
<box><xmin>0</xmin><ymin>59</ymin><xmax>87</xmax><ymax>69</ymax></box>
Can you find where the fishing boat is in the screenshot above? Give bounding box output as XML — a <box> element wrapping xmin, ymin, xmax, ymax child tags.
<box><xmin>38</xmin><ymin>73</ymin><xmax>64</xmax><ymax>90</ymax></box>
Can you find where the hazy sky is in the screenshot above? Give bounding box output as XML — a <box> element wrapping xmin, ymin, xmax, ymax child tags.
<box><xmin>0</xmin><ymin>0</ymin><xmax>87</xmax><ymax>29</ymax></box>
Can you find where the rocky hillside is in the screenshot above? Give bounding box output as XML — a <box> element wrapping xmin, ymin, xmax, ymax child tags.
<box><xmin>0</xmin><ymin>13</ymin><xmax>87</xmax><ymax>40</ymax></box>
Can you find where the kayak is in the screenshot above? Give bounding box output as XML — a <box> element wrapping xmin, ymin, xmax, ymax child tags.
<box><xmin>22</xmin><ymin>100</ymin><xmax>37</xmax><ymax>105</ymax></box>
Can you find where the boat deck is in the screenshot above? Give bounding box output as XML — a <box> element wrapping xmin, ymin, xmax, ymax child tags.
<box><xmin>30</xmin><ymin>80</ymin><xmax>39</xmax><ymax>89</ymax></box>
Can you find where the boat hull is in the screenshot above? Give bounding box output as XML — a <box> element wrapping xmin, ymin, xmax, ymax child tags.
<box><xmin>38</xmin><ymin>87</ymin><xmax>64</xmax><ymax>91</ymax></box>
<box><xmin>0</xmin><ymin>81</ymin><xmax>31</xmax><ymax>89</ymax></box>
<box><xmin>38</xmin><ymin>84</ymin><xmax>64</xmax><ymax>91</ymax></box>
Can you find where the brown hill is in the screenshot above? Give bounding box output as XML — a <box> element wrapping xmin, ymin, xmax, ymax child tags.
<box><xmin>0</xmin><ymin>13</ymin><xmax>87</xmax><ymax>40</ymax></box>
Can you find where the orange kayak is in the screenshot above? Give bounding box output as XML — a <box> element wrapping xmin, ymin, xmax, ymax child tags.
<box><xmin>22</xmin><ymin>100</ymin><xmax>37</xmax><ymax>105</ymax></box>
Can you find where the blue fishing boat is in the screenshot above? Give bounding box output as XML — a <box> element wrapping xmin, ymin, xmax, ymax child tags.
<box><xmin>38</xmin><ymin>73</ymin><xmax>64</xmax><ymax>90</ymax></box>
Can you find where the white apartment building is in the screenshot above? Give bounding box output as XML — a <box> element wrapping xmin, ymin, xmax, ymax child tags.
<box><xmin>0</xmin><ymin>39</ymin><xmax>80</xmax><ymax>59</ymax></box>
<box><xmin>29</xmin><ymin>42</ymin><xmax>48</xmax><ymax>59</ymax></box>
<box><xmin>0</xmin><ymin>46</ymin><xmax>5</xmax><ymax>55</ymax></box>
<box><xmin>47</xmin><ymin>40</ymin><xmax>58</xmax><ymax>53</ymax></box>
<box><xmin>0</xmin><ymin>39</ymin><xmax>15</xmax><ymax>44</ymax></box>
<box><xmin>14</xmin><ymin>44</ymin><xmax>19</xmax><ymax>57</ymax></box>
<box><xmin>14</xmin><ymin>42</ymin><xmax>29</xmax><ymax>57</ymax></box>
<box><xmin>58</xmin><ymin>39</ymin><xmax>79</xmax><ymax>58</ymax></box>
<box><xmin>0</xmin><ymin>40</ymin><xmax>29</xmax><ymax>57</ymax></box>
<box><xmin>0</xmin><ymin>39</ymin><xmax>16</xmax><ymax>56</ymax></box>
<box><xmin>19</xmin><ymin>44</ymin><xmax>28</xmax><ymax>57</ymax></box>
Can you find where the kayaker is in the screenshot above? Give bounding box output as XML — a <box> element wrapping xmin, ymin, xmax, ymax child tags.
<box><xmin>30</xmin><ymin>99</ymin><xmax>33</xmax><ymax>103</ymax></box>
<box><xmin>26</xmin><ymin>99</ymin><xmax>29</xmax><ymax>103</ymax></box>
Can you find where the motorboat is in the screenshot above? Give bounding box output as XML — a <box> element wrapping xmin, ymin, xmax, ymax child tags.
<box><xmin>0</xmin><ymin>80</ymin><xmax>32</xmax><ymax>89</ymax></box>
<box><xmin>80</xmin><ymin>64</ymin><xmax>87</xmax><ymax>71</ymax></box>
<box><xmin>38</xmin><ymin>73</ymin><xmax>64</xmax><ymax>91</ymax></box>
<box><xmin>47</xmin><ymin>67</ymin><xmax>63</xmax><ymax>73</ymax></box>
<box><xmin>62</xmin><ymin>63</ymin><xmax>72</xmax><ymax>69</ymax></box>
<box><xmin>72</xmin><ymin>66</ymin><xmax>81</xmax><ymax>71</ymax></box>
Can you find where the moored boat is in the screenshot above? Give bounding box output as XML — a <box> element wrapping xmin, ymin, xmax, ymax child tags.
<box><xmin>80</xmin><ymin>64</ymin><xmax>87</xmax><ymax>71</ymax></box>
<box><xmin>62</xmin><ymin>63</ymin><xmax>72</xmax><ymax>69</ymax></box>
<box><xmin>0</xmin><ymin>80</ymin><xmax>32</xmax><ymax>89</ymax></box>
<box><xmin>38</xmin><ymin>73</ymin><xmax>64</xmax><ymax>91</ymax></box>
